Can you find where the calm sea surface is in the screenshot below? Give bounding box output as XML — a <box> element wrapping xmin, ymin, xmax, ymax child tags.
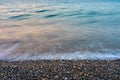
<box><xmin>0</xmin><ymin>0</ymin><xmax>120</xmax><ymax>60</ymax></box>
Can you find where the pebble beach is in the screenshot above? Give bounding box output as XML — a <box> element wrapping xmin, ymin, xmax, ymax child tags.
<box><xmin>0</xmin><ymin>60</ymin><xmax>120</xmax><ymax>80</ymax></box>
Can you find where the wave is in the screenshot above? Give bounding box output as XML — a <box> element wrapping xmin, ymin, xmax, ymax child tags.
<box><xmin>1</xmin><ymin>2</ymin><xmax>120</xmax><ymax>21</ymax></box>
<box><xmin>1</xmin><ymin>52</ymin><xmax>120</xmax><ymax>61</ymax></box>
<box><xmin>44</xmin><ymin>13</ymin><xmax>60</xmax><ymax>18</ymax></box>
<box><xmin>9</xmin><ymin>14</ymin><xmax>31</xmax><ymax>20</ymax></box>
<box><xmin>35</xmin><ymin>9</ymin><xmax>53</xmax><ymax>13</ymax></box>
<box><xmin>0</xmin><ymin>44</ymin><xmax>120</xmax><ymax>61</ymax></box>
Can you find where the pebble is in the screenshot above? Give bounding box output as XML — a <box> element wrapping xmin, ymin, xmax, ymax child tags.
<box><xmin>0</xmin><ymin>60</ymin><xmax>120</xmax><ymax>80</ymax></box>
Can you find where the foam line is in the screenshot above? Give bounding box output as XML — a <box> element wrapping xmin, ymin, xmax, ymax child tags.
<box><xmin>0</xmin><ymin>51</ymin><xmax>120</xmax><ymax>61</ymax></box>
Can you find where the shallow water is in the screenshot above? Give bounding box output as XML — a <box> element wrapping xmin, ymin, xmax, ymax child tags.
<box><xmin>0</xmin><ymin>0</ymin><xmax>120</xmax><ymax>60</ymax></box>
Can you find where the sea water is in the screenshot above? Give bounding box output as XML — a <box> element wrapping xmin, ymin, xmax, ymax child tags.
<box><xmin>0</xmin><ymin>0</ymin><xmax>120</xmax><ymax>60</ymax></box>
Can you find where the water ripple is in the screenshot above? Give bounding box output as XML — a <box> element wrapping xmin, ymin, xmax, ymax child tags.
<box><xmin>9</xmin><ymin>14</ymin><xmax>31</xmax><ymax>20</ymax></box>
<box><xmin>35</xmin><ymin>9</ymin><xmax>53</xmax><ymax>13</ymax></box>
<box><xmin>44</xmin><ymin>13</ymin><xmax>60</xmax><ymax>18</ymax></box>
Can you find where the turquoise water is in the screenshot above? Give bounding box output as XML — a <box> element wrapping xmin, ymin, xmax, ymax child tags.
<box><xmin>0</xmin><ymin>0</ymin><xmax>120</xmax><ymax>60</ymax></box>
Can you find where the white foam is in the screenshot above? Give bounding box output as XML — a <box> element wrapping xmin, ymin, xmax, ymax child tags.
<box><xmin>0</xmin><ymin>43</ymin><xmax>120</xmax><ymax>61</ymax></box>
<box><xmin>0</xmin><ymin>50</ymin><xmax>120</xmax><ymax>61</ymax></box>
